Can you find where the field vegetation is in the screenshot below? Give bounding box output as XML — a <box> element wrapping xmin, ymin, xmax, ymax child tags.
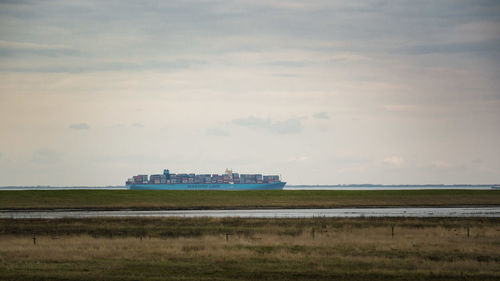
<box><xmin>0</xmin><ymin>217</ymin><xmax>499</xmax><ymax>280</ymax></box>
<box><xmin>1</xmin><ymin>190</ymin><xmax>499</xmax><ymax>209</ymax></box>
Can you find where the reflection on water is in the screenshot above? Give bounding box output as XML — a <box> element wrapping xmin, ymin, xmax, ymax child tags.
<box><xmin>1</xmin><ymin>207</ymin><xmax>499</xmax><ymax>219</ymax></box>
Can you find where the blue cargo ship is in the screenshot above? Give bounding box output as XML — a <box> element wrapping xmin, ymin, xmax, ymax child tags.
<box><xmin>126</xmin><ymin>169</ymin><xmax>286</xmax><ymax>190</ymax></box>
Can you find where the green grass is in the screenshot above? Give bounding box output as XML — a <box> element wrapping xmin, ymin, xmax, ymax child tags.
<box><xmin>0</xmin><ymin>217</ymin><xmax>499</xmax><ymax>280</ymax></box>
<box><xmin>0</xmin><ymin>190</ymin><xmax>499</xmax><ymax>209</ymax></box>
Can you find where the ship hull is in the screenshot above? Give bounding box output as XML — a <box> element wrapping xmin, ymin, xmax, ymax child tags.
<box><xmin>127</xmin><ymin>182</ymin><xmax>286</xmax><ymax>190</ymax></box>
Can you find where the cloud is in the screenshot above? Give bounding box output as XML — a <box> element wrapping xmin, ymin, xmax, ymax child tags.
<box><xmin>397</xmin><ymin>39</ymin><xmax>500</xmax><ymax>56</ymax></box>
<box><xmin>471</xmin><ymin>159</ymin><xmax>484</xmax><ymax>164</ymax></box>
<box><xmin>272</xmin><ymin>118</ymin><xmax>303</xmax><ymax>134</ymax></box>
<box><xmin>288</xmin><ymin>155</ymin><xmax>309</xmax><ymax>163</ymax></box>
<box><xmin>233</xmin><ymin>116</ymin><xmax>303</xmax><ymax>134</ymax></box>
<box><xmin>266</xmin><ymin>60</ymin><xmax>310</xmax><ymax>67</ymax></box>
<box><xmin>0</xmin><ymin>0</ymin><xmax>33</xmax><ymax>6</ymax></box>
<box><xmin>132</xmin><ymin>123</ymin><xmax>144</xmax><ymax>128</ymax></box>
<box><xmin>69</xmin><ymin>123</ymin><xmax>90</xmax><ymax>130</ymax></box>
<box><xmin>383</xmin><ymin>104</ymin><xmax>419</xmax><ymax>112</ymax></box>
<box><xmin>206</xmin><ymin>128</ymin><xmax>230</xmax><ymax>136</ymax></box>
<box><xmin>1</xmin><ymin>1</ymin><xmax>499</xmax><ymax>185</ymax></box>
<box><xmin>233</xmin><ymin>116</ymin><xmax>271</xmax><ymax>129</ymax></box>
<box><xmin>2</xmin><ymin>1</ymin><xmax>499</xmax><ymax>74</ymax></box>
<box><xmin>272</xmin><ymin>73</ymin><xmax>301</xmax><ymax>78</ymax></box>
<box><xmin>382</xmin><ymin>156</ymin><xmax>405</xmax><ymax>167</ymax></box>
<box><xmin>32</xmin><ymin>148</ymin><xmax>60</xmax><ymax>164</ymax></box>
<box><xmin>313</xmin><ymin>112</ymin><xmax>329</xmax><ymax>119</ymax></box>
<box><xmin>0</xmin><ymin>40</ymin><xmax>79</xmax><ymax>57</ymax></box>
<box><xmin>0</xmin><ymin>59</ymin><xmax>204</xmax><ymax>73</ymax></box>
<box><xmin>432</xmin><ymin>160</ymin><xmax>453</xmax><ymax>169</ymax></box>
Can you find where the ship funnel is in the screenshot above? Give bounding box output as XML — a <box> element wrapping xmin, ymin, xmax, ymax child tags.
<box><xmin>163</xmin><ymin>169</ymin><xmax>170</xmax><ymax>180</ymax></box>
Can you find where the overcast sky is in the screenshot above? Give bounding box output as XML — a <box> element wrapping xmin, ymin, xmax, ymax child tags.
<box><xmin>1</xmin><ymin>0</ymin><xmax>499</xmax><ymax>185</ymax></box>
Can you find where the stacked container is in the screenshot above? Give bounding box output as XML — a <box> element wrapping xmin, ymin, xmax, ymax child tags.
<box><xmin>127</xmin><ymin>170</ymin><xmax>282</xmax><ymax>186</ymax></box>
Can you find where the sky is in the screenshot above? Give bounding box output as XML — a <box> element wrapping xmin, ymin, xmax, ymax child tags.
<box><xmin>0</xmin><ymin>0</ymin><xmax>499</xmax><ymax>186</ymax></box>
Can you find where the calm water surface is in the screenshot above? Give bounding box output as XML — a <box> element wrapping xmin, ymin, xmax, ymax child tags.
<box><xmin>1</xmin><ymin>207</ymin><xmax>499</xmax><ymax>219</ymax></box>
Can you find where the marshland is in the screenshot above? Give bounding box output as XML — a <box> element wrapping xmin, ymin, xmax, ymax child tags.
<box><xmin>1</xmin><ymin>190</ymin><xmax>499</xmax><ymax>210</ymax></box>
<box><xmin>0</xmin><ymin>217</ymin><xmax>499</xmax><ymax>280</ymax></box>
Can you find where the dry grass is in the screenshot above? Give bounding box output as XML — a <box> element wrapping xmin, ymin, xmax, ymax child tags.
<box><xmin>0</xmin><ymin>218</ymin><xmax>499</xmax><ymax>280</ymax></box>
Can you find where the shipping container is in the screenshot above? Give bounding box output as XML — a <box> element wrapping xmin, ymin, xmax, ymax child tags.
<box><xmin>126</xmin><ymin>169</ymin><xmax>284</xmax><ymax>188</ymax></box>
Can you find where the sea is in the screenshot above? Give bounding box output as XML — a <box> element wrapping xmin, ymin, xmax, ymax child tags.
<box><xmin>0</xmin><ymin>185</ymin><xmax>498</xmax><ymax>191</ymax></box>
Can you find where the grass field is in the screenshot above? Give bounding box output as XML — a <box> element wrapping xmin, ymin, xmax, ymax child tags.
<box><xmin>0</xmin><ymin>190</ymin><xmax>499</xmax><ymax>209</ymax></box>
<box><xmin>0</xmin><ymin>217</ymin><xmax>499</xmax><ymax>280</ymax></box>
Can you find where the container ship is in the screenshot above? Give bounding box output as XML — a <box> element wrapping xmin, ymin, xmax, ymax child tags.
<box><xmin>126</xmin><ymin>169</ymin><xmax>286</xmax><ymax>190</ymax></box>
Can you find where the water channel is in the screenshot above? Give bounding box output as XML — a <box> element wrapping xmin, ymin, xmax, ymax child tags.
<box><xmin>1</xmin><ymin>207</ymin><xmax>499</xmax><ymax>219</ymax></box>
